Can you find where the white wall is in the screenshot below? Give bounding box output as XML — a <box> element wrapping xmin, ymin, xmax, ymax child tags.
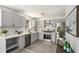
<box><xmin>65</xmin><ymin>5</ymin><xmax>79</xmax><ymax>53</ymax></box>
<box><xmin>65</xmin><ymin>5</ymin><xmax>76</xmax><ymax>17</ymax></box>
<box><xmin>66</xmin><ymin>32</ymin><xmax>79</xmax><ymax>53</ymax></box>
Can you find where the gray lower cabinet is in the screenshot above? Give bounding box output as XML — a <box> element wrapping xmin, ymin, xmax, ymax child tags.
<box><xmin>31</xmin><ymin>32</ymin><xmax>38</xmax><ymax>44</ymax></box>
<box><xmin>18</xmin><ymin>36</ymin><xmax>25</xmax><ymax>49</ymax></box>
<box><xmin>51</xmin><ymin>32</ymin><xmax>56</xmax><ymax>43</ymax></box>
<box><xmin>0</xmin><ymin>35</ymin><xmax>29</xmax><ymax>53</ymax></box>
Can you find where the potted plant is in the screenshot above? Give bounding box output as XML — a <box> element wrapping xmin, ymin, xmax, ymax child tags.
<box><xmin>1</xmin><ymin>29</ymin><xmax>8</xmax><ymax>36</ymax></box>
<box><xmin>57</xmin><ymin>26</ymin><xmax>65</xmax><ymax>39</ymax></box>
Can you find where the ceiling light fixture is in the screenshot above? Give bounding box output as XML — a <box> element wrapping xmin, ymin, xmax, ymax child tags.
<box><xmin>41</xmin><ymin>12</ymin><xmax>45</xmax><ymax>18</ymax></box>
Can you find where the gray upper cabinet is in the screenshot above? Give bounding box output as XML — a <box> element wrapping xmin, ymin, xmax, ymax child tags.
<box><xmin>13</xmin><ymin>14</ymin><xmax>25</xmax><ymax>26</ymax></box>
<box><xmin>20</xmin><ymin>16</ymin><xmax>26</xmax><ymax>26</ymax></box>
<box><xmin>0</xmin><ymin>9</ymin><xmax>26</xmax><ymax>27</ymax></box>
<box><xmin>2</xmin><ymin>11</ymin><xmax>13</xmax><ymax>26</ymax></box>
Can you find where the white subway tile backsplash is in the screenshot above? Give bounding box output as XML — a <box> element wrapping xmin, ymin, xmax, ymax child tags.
<box><xmin>0</xmin><ymin>26</ymin><xmax>26</xmax><ymax>35</ymax></box>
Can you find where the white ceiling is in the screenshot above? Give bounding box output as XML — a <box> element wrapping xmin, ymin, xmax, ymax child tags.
<box><xmin>3</xmin><ymin>5</ymin><xmax>65</xmax><ymax>19</ymax></box>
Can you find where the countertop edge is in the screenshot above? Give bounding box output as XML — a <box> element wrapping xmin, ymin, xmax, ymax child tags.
<box><xmin>0</xmin><ymin>31</ymin><xmax>37</xmax><ymax>39</ymax></box>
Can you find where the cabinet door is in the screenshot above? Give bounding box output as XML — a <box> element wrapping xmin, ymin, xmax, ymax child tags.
<box><xmin>13</xmin><ymin>14</ymin><xmax>20</xmax><ymax>26</ymax></box>
<box><xmin>13</xmin><ymin>14</ymin><xmax>25</xmax><ymax>26</ymax></box>
<box><xmin>31</xmin><ymin>20</ymin><xmax>35</xmax><ymax>28</ymax></box>
<box><xmin>2</xmin><ymin>11</ymin><xmax>13</xmax><ymax>26</ymax></box>
<box><xmin>18</xmin><ymin>36</ymin><xmax>25</xmax><ymax>48</ymax></box>
<box><xmin>34</xmin><ymin>20</ymin><xmax>38</xmax><ymax>31</ymax></box>
<box><xmin>38</xmin><ymin>32</ymin><xmax>43</xmax><ymax>40</ymax></box>
<box><xmin>31</xmin><ymin>33</ymin><xmax>38</xmax><ymax>44</ymax></box>
<box><xmin>51</xmin><ymin>32</ymin><xmax>56</xmax><ymax>43</ymax></box>
<box><xmin>25</xmin><ymin>34</ymin><xmax>31</xmax><ymax>47</ymax></box>
<box><xmin>20</xmin><ymin>16</ymin><xmax>26</xmax><ymax>26</ymax></box>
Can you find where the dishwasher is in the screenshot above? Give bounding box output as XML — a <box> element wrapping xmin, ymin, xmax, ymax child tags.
<box><xmin>24</xmin><ymin>34</ymin><xmax>31</xmax><ymax>48</ymax></box>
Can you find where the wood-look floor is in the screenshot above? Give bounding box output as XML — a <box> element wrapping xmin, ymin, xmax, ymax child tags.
<box><xmin>19</xmin><ymin>40</ymin><xmax>57</xmax><ymax>53</ymax></box>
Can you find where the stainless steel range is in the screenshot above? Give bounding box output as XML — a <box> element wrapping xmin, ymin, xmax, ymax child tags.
<box><xmin>43</xmin><ymin>31</ymin><xmax>52</xmax><ymax>42</ymax></box>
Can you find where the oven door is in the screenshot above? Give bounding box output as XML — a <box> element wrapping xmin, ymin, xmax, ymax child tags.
<box><xmin>44</xmin><ymin>34</ymin><xmax>51</xmax><ymax>39</ymax></box>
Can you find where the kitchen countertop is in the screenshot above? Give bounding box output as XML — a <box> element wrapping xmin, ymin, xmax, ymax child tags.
<box><xmin>0</xmin><ymin>31</ymin><xmax>37</xmax><ymax>39</ymax></box>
